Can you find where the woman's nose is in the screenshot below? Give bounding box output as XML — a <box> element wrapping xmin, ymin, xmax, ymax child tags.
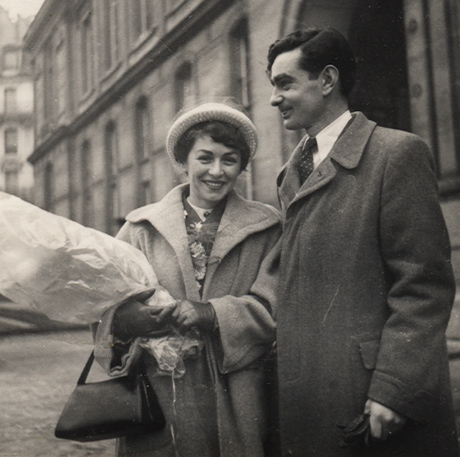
<box><xmin>270</xmin><ymin>89</ymin><xmax>282</xmax><ymax>106</ymax></box>
<box><xmin>209</xmin><ymin>161</ymin><xmax>224</xmax><ymax>177</ymax></box>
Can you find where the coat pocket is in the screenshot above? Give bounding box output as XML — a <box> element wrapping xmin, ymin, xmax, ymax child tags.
<box><xmin>359</xmin><ymin>339</ymin><xmax>380</xmax><ymax>370</ymax></box>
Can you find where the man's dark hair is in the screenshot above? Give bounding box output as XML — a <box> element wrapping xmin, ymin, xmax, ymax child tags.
<box><xmin>267</xmin><ymin>28</ymin><xmax>356</xmax><ymax>97</ymax></box>
<box><xmin>175</xmin><ymin>121</ymin><xmax>251</xmax><ymax>171</ymax></box>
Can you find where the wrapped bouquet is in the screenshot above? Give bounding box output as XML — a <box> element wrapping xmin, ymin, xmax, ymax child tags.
<box><xmin>0</xmin><ymin>191</ymin><xmax>158</xmax><ymax>324</ymax></box>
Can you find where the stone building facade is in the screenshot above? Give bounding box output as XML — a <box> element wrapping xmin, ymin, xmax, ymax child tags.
<box><xmin>23</xmin><ymin>0</ymin><xmax>460</xmax><ymax>326</ymax></box>
<box><xmin>0</xmin><ymin>6</ymin><xmax>34</xmax><ymax>202</ymax></box>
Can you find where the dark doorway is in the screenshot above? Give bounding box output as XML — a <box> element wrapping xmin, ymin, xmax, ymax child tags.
<box><xmin>348</xmin><ymin>0</ymin><xmax>410</xmax><ymax>130</ymax></box>
<box><xmin>296</xmin><ymin>0</ymin><xmax>410</xmax><ymax>131</ymax></box>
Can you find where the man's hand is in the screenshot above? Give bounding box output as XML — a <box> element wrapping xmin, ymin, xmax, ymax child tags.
<box><xmin>171</xmin><ymin>300</ymin><xmax>216</xmax><ymax>333</ymax></box>
<box><xmin>365</xmin><ymin>399</ymin><xmax>407</xmax><ymax>441</ymax></box>
<box><xmin>113</xmin><ymin>298</ymin><xmax>176</xmax><ymax>339</ymax></box>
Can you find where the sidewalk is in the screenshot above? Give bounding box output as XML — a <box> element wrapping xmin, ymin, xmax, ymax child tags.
<box><xmin>0</xmin><ymin>298</ymin><xmax>459</xmax><ymax>456</ymax></box>
<box><xmin>0</xmin><ymin>329</ymin><xmax>115</xmax><ymax>457</ymax></box>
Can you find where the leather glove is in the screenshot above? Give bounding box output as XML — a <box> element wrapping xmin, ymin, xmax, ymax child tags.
<box><xmin>339</xmin><ymin>413</ymin><xmax>371</xmax><ymax>448</ymax></box>
<box><xmin>112</xmin><ymin>298</ymin><xmax>176</xmax><ymax>340</ymax></box>
<box><xmin>171</xmin><ymin>300</ymin><xmax>216</xmax><ymax>333</ymax></box>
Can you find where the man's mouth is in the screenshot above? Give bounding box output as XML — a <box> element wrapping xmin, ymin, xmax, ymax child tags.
<box><xmin>280</xmin><ymin>108</ymin><xmax>291</xmax><ymax>119</ymax></box>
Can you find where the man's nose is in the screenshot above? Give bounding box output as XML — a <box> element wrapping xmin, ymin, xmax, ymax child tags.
<box><xmin>270</xmin><ymin>89</ymin><xmax>282</xmax><ymax>106</ymax></box>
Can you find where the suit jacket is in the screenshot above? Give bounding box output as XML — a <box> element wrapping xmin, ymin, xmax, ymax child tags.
<box><xmin>275</xmin><ymin>112</ymin><xmax>458</xmax><ymax>456</ymax></box>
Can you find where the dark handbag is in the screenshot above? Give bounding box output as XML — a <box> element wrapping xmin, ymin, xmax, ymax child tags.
<box><xmin>55</xmin><ymin>351</ymin><xmax>165</xmax><ymax>442</ymax></box>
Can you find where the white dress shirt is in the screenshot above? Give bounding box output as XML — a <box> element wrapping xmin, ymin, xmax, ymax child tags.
<box><xmin>302</xmin><ymin>110</ymin><xmax>352</xmax><ymax>170</ymax></box>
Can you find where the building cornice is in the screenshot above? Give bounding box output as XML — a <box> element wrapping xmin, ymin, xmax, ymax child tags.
<box><xmin>28</xmin><ymin>124</ymin><xmax>69</xmax><ymax>164</ymax></box>
<box><xmin>23</xmin><ymin>0</ymin><xmax>69</xmax><ymax>53</ymax></box>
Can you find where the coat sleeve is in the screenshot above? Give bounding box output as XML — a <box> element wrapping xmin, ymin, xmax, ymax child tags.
<box><xmin>367</xmin><ymin>134</ymin><xmax>456</xmax><ymax>422</ymax></box>
<box><xmin>94</xmin><ymin>222</ymin><xmax>151</xmax><ymax>377</ymax></box>
<box><xmin>208</xmin><ymin>224</ymin><xmax>281</xmax><ymax>374</ymax></box>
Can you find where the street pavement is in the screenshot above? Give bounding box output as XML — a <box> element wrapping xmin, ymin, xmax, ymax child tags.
<box><xmin>0</xmin><ymin>328</ymin><xmax>115</xmax><ymax>457</ymax></box>
<box><xmin>0</xmin><ymin>299</ymin><xmax>459</xmax><ymax>456</ymax></box>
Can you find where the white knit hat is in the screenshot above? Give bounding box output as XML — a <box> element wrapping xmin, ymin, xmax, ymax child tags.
<box><xmin>166</xmin><ymin>102</ymin><xmax>258</xmax><ymax>163</ymax></box>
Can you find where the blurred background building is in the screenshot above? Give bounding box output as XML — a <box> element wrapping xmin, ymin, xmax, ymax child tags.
<box><xmin>0</xmin><ymin>5</ymin><xmax>34</xmax><ymax>202</ymax></box>
<box><xmin>21</xmin><ymin>0</ymin><xmax>460</xmax><ymax>327</ymax></box>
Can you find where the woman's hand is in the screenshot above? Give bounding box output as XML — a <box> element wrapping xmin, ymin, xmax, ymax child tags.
<box><xmin>113</xmin><ymin>298</ymin><xmax>176</xmax><ymax>339</ymax></box>
<box><xmin>171</xmin><ymin>300</ymin><xmax>216</xmax><ymax>333</ymax></box>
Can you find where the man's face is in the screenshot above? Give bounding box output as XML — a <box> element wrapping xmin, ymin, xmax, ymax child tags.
<box><xmin>269</xmin><ymin>48</ymin><xmax>324</xmax><ymax>133</ymax></box>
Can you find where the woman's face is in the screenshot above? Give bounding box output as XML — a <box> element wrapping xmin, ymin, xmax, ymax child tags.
<box><xmin>184</xmin><ymin>134</ymin><xmax>242</xmax><ymax>209</ymax></box>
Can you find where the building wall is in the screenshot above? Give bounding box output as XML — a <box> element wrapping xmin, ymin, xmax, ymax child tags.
<box><xmin>24</xmin><ymin>0</ymin><xmax>460</xmax><ymax>317</ymax></box>
<box><xmin>0</xmin><ymin>7</ymin><xmax>34</xmax><ymax>202</ymax></box>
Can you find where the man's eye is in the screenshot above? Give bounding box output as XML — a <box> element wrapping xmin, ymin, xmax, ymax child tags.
<box><xmin>280</xmin><ymin>80</ymin><xmax>291</xmax><ymax>89</ymax></box>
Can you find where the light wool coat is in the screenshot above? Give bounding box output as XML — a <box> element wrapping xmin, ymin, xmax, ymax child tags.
<box><xmin>276</xmin><ymin>112</ymin><xmax>458</xmax><ymax>457</ymax></box>
<box><xmin>95</xmin><ymin>184</ymin><xmax>281</xmax><ymax>457</ymax></box>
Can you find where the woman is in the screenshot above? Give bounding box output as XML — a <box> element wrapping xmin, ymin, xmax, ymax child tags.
<box><xmin>94</xmin><ymin>102</ymin><xmax>281</xmax><ymax>457</ymax></box>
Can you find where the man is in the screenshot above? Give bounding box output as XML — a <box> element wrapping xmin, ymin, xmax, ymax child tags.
<box><xmin>267</xmin><ymin>28</ymin><xmax>458</xmax><ymax>456</ymax></box>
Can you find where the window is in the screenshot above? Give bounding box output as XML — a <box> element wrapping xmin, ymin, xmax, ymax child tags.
<box><xmin>44</xmin><ymin>40</ymin><xmax>55</xmax><ymax>121</ymax></box>
<box><xmin>4</xmin><ymin>88</ymin><xmax>17</xmax><ymax>113</ymax></box>
<box><xmin>135</xmin><ymin>97</ymin><xmax>151</xmax><ymax>160</ymax></box>
<box><xmin>5</xmin><ymin>170</ymin><xmax>18</xmax><ymax>194</ymax></box>
<box><xmin>56</xmin><ymin>42</ymin><xmax>67</xmax><ymax>115</ymax></box>
<box><xmin>103</xmin><ymin>0</ymin><xmax>119</xmax><ymax>71</ymax></box>
<box><xmin>134</xmin><ymin>97</ymin><xmax>151</xmax><ymax>206</ymax></box>
<box><xmin>44</xmin><ymin>162</ymin><xmax>55</xmax><ymax>212</ymax></box>
<box><xmin>174</xmin><ymin>62</ymin><xmax>194</xmax><ymax>112</ymax></box>
<box><xmin>4</xmin><ymin>128</ymin><xmax>17</xmax><ymax>154</ymax></box>
<box><xmin>105</xmin><ymin>122</ymin><xmax>119</xmax><ymax>234</ymax></box>
<box><xmin>230</xmin><ymin>20</ymin><xmax>250</xmax><ymax>108</ymax></box>
<box><xmin>3</xmin><ymin>51</ymin><xmax>19</xmax><ymax>71</ymax></box>
<box><xmin>81</xmin><ymin>141</ymin><xmax>94</xmax><ymax>227</ymax></box>
<box><xmin>131</xmin><ymin>0</ymin><xmax>155</xmax><ymax>40</ymax></box>
<box><xmin>80</xmin><ymin>12</ymin><xmax>94</xmax><ymax>94</ymax></box>
<box><xmin>140</xmin><ymin>180</ymin><xmax>150</xmax><ymax>206</ymax></box>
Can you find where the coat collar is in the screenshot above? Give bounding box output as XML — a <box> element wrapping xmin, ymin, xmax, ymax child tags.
<box><xmin>277</xmin><ymin>112</ymin><xmax>376</xmax><ymax>210</ymax></box>
<box><xmin>125</xmin><ymin>184</ymin><xmax>280</xmax><ymax>299</ymax></box>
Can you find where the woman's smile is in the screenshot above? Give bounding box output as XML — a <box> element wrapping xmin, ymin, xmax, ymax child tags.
<box><xmin>185</xmin><ymin>135</ymin><xmax>242</xmax><ymax>209</ymax></box>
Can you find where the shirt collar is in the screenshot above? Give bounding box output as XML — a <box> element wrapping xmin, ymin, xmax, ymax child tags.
<box><xmin>304</xmin><ymin>110</ymin><xmax>352</xmax><ymax>167</ymax></box>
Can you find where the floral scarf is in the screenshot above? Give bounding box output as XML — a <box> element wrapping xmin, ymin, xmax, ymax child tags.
<box><xmin>182</xmin><ymin>192</ymin><xmax>226</xmax><ymax>295</ymax></box>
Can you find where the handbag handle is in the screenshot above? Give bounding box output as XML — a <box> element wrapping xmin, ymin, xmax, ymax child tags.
<box><xmin>77</xmin><ymin>351</ymin><xmax>96</xmax><ymax>385</ymax></box>
<box><xmin>76</xmin><ymin>351</ymin><xmax>146</xmax><ymax>385</ymax></box>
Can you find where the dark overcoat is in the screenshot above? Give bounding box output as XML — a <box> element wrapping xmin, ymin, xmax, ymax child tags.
<box><xmin>276</xmin><ymin>112</ymin><xmax>458</xmax><ymax>456</ymax></box>
<box><xmin>95</xmin><ymin>184</ymin><xmax>281</xmax><ymax>457</ymax></box>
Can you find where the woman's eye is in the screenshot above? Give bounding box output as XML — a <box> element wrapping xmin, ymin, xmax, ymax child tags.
<box><xmin>198</xmin><ymin>156</ymin><xmax>212</xmax><ymax>163</ymax></box>
<box><xmin>223</xmin><ymin>158</ymin><xmax>237</xmax><ymax>165</ymax></box>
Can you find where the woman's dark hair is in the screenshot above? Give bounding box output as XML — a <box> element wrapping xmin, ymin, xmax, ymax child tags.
<box><xmin>267</xmin><ymin>28</ymin><xmax>356</xmax><ymax>97</ymax></box>
<box><xmin>175</xmin><ymin>121</ymin><xmax>251</xmax><ymax>171</ymax></box>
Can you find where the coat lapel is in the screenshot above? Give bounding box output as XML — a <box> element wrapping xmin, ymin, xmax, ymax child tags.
<box><xmin>203</xmin><ymin>191</ymin><xmax>280</xmax><ymax>295</ymax></box>
<box><xmin>125</xmin><ymin>184</ymin><xmax>201</xmax><ymax>300</ymax></box>
<box><xmin>277</xmin><ymin>112</ymin><xmax>377</xmax><ymax>209</ymax></box>
<box><xmin>125</xmin><ymin>185</ymin><xmax>280</xmax><ymax>303</ymax></box>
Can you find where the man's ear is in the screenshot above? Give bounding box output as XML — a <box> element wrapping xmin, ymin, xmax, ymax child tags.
<box><xmin>321</xmin><ymin>65</ymin><xmax>340</xmax><ymax>96</ymax></box>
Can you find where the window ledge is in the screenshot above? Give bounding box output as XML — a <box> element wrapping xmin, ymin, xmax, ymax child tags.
<box><xmin>129</xmin><ymin>26</ymin><xmax>159</xmax><ymax>55</ymax></box>
<box><xmin>99</xmin><ymin>61</ymin><xmax>122</xmax><ymax>85</ymax></box>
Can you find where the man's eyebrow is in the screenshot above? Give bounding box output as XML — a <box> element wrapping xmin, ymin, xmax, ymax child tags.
<box><xmin>271</xmin><ymin>73</ymin><xmax>294</xmax><ymax>85</ymax></box>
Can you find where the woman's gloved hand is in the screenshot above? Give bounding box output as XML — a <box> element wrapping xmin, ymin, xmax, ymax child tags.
<box><xmin>112</xmin><ymin>298</ymin><xmax>176</xmax><ymax>339</ymax></box>
<box><xmin>171</xmin><ymin>300</ymin><xmax>216</xmax><ymax>333</ymax></box>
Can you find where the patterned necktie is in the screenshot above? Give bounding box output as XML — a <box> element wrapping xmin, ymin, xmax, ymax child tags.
<box><xmin>297</xmin><ymin>137</ymin><xmax>317</xmax><ymax>184</ymax></box>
